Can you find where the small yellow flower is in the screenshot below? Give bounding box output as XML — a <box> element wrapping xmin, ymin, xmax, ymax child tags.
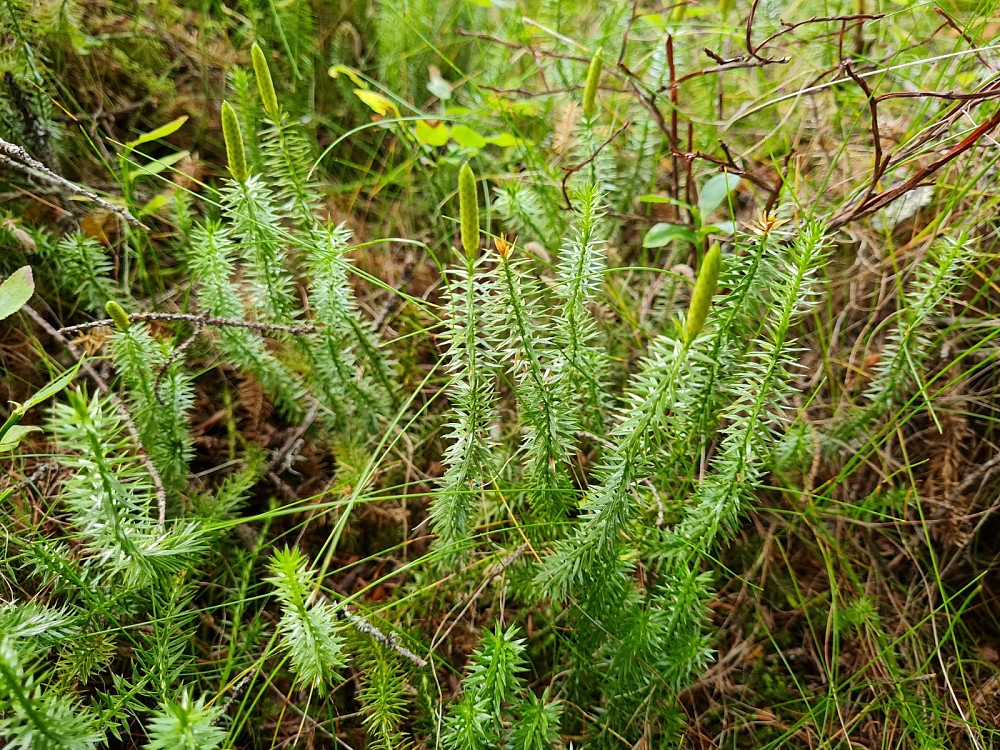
<box><xmin>746</xmin><ymin>210</ymin><xmax>789</xmax><ymax>237</ymax></box>
<box><xmin>494</xmin><ymin>232</ymin><xmax>517</xmax><ymax>260</ymax></box>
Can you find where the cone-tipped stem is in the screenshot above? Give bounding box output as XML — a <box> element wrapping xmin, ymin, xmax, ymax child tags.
<box><xmin>458</xmin><ymin>162</ymin><xmax>479</xmax><ymax>263</ymax></box>
<box><xmin>685</xmin><ymin>243</ymin><xmax>721</xmax><ymax>344</ymax></box>
<box><xmin>252</xmin><ymin>44</ymin><xmax>280</xmax><ymax>120</ymax></box>
<box><xmin>582</xmin><ymin>48</ymin><xmax>604</xmax><ymax>118</ymax></box>
<box><xmin>105</xmin><ymin>301</ymin><xmax>130</xmax><ymax>330</ymax></box>
<box><xmin>221</xmin><ymin>101</ymin><xmax>249</xmax><ymax>183</ymax></box>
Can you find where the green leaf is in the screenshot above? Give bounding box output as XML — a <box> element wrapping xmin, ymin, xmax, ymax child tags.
<box><xmin>125</xmin><ymin>115</ymin><xmax>188</xmax><ymax>149</ymax></box>
<box><xmin>17</xmin><ymin>361</ymin><xmax>81</xmax><ymax>415</ymax></box>
<box><xmin>639</xmin><ymin>194</ymin><xmax>691</xmax><ymax>209</ymax></box>
<box><xmin>485</xmin><ymin>132</ymin><xmax>518</xmax><ymax>148</ymax></box>
<box><xmin>129</xmin><ymin>150</ymin><xmax>190</xmax><ymax>183</ymax></box>
<box><xmin>0</xmin><ymin>266</ymin><xmax>34</xmax><ymax>321</ymax></box>
<box><xmin>450</xmin><ymin>125</ymin><xmax>487</xmax><ymax>150</ymax></box>
<box><xmin>413</xmin><ymin>120</ymin><xmax>450</xmax><ymax>147</ymax></box>
<box><xmin>698</xmin><ymin>172</ymin><xmax>741</xmax><ymax>217</ymax></box>
<box><xmin>140</xmin><ymin>194</ymin><xmax>170</xmax><ymax>217</ymax></box>
<box><xmin>642</xmin><ymin>223</ymin><xmax>697</xmax><ymax>248</ymax></box>
<box><xmin>702</xmin><ymin>220</ymin><xmax>738</xmax><ymax>236</ymax></box>
<box><xmin>0</xmin><ymin>425</ymin><xmax>40</xmax><ymax>451</ymax></box>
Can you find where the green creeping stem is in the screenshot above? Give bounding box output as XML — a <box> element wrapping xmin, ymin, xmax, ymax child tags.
<box><xmin>458</xmin><ymin>162</ymin><xmax>479</xmax><ymax>262</ymax></box>
<box><xmin>685</xmin><ymin>242</ymin><xmax>721</xmax><ymax>345</ymax></box>
<box><xmin>105</xmin><ymin>301</ymin><xmax>130</xmax><ymax>330</ymax></box>
<box><xmin>221</xmin><ymin>101</ymin><xmax>249</xmax><ymax>183</ymax></box>
<box><xmin>582</xmin><ymin>48</ymin><xmax>603</xmax><ymax>118</ymax></box>
<box><xmin>252</xmin><ymin>44</ymin><xmax>280</xmax><ymax>120</ymax></box>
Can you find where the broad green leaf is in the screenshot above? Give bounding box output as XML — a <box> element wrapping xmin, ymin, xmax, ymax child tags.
<box><xmin>698</xmin><ymin>172</ymin><xmax>741</xmax><ymax>217</ymax></box>
<box><xmin>0</xmin><ymin>425</ymin><xmax>40</xmax><ymax>452</ymax></box>
<box><xmin>450</xmin><ymin>125</ymin><xmax>487</xmax><ymax>150</ymax></box>
<box><xmin>129</xmin><ymin>150</ymin><xmax>191</xmax><ymax>183</ymax></box>
<box><xmin>17</xmin><ymin>361</ymin><xmax>81</xmax><ymax>415</ymax></box>
<box><xmin>643</xmin><ymin>223</ymin><xmax>697</xmax><ymax>248</ymax></box>
<box><xmin>140</xmin><ymin>194</ymin><xmax>171</xmax><ymax>217</ymax></box>
<box><xmin>354</xmin><ymin>89</ymin><xmax>400</xmax><ymax>117</ymax></box>
<box><xmin>485</xmin><ymin>132</ymin><xmax>519</xmax><ymax>148</ymax></box>
<box><xmin>0</xmin><ymin>266</ymin><xmax>34</xmax><ymax>321</ymax></box>
<box><xmin>125</xmin><ymin>116</ymin><xmax>188</xmax><ymax>149</ymax></box>
<box><xmin>702</xmin><ymin>220</ymin><xmax>738</xmax><ymax>236</ymax></box>
<box><xmin>413</xmin><ymin>120</ymin><xmax>450</xmax><ymax>147</ymax></box>
<box><xmin>639</xmin><ymin>194</ymin><xmax>692</xmax><ymax>209</ymax></box>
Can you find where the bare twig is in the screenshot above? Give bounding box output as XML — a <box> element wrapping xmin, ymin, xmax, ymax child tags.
<box><xmin>332</xmin><ymin>601</ymin><xmax>428</xmax><ymax>668</ymax></box>
<box><xmin>23</xmin><ymin>305</ymin><xmax>169</xmax><ymax>530</ymax></box>
<box><xmin>666</xmin><ymin>55</ymin><xmax>790</xmax><ymax>88</ymax></box>
<box><xmin>268</xmin><ymin>401</ymin><xmax>321</xmax><ymax>473</ymax></box>
<box><xmin>616</xmin><ymin>0</ymin><xmax>641</xmax><ymax>68</ymax></box>
<box><xmin>830</xmin><ymin>102</ymin><xmax>1000</xmax><ymax>229</ymax></box>
<box><xmin>0</xmin><ymin>136</ymin><xmax>146</xmax><ymax>229</ymax></box>
<box><xmin>669</xmin><ymin>147</ymin><xmax>777</xmax><ymax>193</ymax></box>
<box><xmin>762</xmin><ymin>150</ymin><xmax>793</xmax><ymax>214</ymax></box>
<box><xmin>667</xmin><ymin>36</ymin><xmax>681</xmax><ymax>218</ymax></box>
<box><xmin>756</xmin><ymin>13</ymin><xmax>884</xmax><ymax>52</ymax></box>
<box><xmin>560</xmin><ymin>120</ymin><xmax>630</xmax><ymax>210</ymax></box>
<box><xmin>57</xmin><ymin>312</ymin><xmax>318</xmax><ymax>336</ymax></box>
<box><xmin>153</xmin><ymin>319</ymin><xmax>202</xmax><ymax>405</ymax></box>
<box><xmin>661</xmin><ymin>12</ymin><xmax>882</xmax><ymax>90</ymax></box>
<box><xmin>745</xmin><ymin>0</ymin><xmax>771</xmax><ymax>62</ymax></box>
<box><xmin>844</xmin><ymin>63</ymin><xmax>890</xmax><ymax>209</ymax></box>
<box><xmin>481</xmin><ymin>84</ymin><xmax>582</xmax><ymax>97</ymax></box>
<box><xmin>935</xmin><ymin>7</ymin><xmax>998</xmax><ymax>73</ymax></box>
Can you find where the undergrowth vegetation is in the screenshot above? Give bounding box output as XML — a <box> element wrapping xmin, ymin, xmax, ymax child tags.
<box><xmin>3</xmin><ymin>1</ymin><xmax>1000</xmax><ymax>747</ymax></box>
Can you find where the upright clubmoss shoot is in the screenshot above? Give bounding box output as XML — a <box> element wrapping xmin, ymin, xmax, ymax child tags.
<box><xmin>458</xmin><ymin>162</ymin><xmax>480</xmax><ymax>263</ymax></box>
<box><xmin>582</xmin><ymin>48</ymin><xmax>604</xmax><ymax>118</ymax></box>
<box><xmin>685</xmin><ymin>243</ymin><xmax>722</xmax><ymax>345</ymax></box>
<box><xmin>221</xmin><ymin>102</ymin><xmax>248</xmax><ymax>183</ymax></box>
<box><xmin>251</xmin><ymin>44</ymin><xmax>280</xmax><ymax>120</ymax></box>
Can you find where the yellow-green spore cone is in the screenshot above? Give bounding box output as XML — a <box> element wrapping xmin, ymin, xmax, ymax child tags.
<box><xmin>458</xmin><ymin>162</ymin><xmax>479</xmax><ymax>262</ymax></box>
<box><xmin>685</xmin><ymin>243</ymin><xmax>722</xmax><ymax>344</ymax></box>
<box><xmin>582</xmin><ymin>48</ymin><xmax>604</xmax><ymax>118</ymax></box>
<box><xmin>221</xmin><ymin>101</ymin><xmax>249</xmax><ymax>183</ymax></box>
<box><xmin>105</xmin><ymin>301</ymin><xmax>130</xmax><ymax>330</ymax></box>
<box><xmin>252</xmin><ymin>44</ymin><xmax>279</xmax><ymax>120</ymax></box>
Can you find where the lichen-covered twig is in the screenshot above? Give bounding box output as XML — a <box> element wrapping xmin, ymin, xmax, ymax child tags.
<box><xmin>56</xmin><ymin>312</ymin><xmax>318</xmax><ymax>336</ymax></box>
<box><xmin>331</xmin><ymin>601</ymin><xmax>428</xmax><ymax>668</ymax></box>
<box><xmin>0</xmin><ymin>136</ymin><xmax>147</xmax><ymax>230</ymax></box>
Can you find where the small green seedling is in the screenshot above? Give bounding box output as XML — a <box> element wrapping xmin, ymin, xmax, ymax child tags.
<box><xmin>642</xmin><ymin>172</ymin><xmax>741</xmax><ymax>249</ymax></box>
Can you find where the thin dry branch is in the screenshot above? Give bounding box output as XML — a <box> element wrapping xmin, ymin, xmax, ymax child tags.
<box><xmin>0</xmin><ymin>136</ymin><xmax>146</xmax><ymax>230</ymax></box>
<box><xmin>560</xmin><ymin>120</ymin><xmax>630</xmax><ymax>210</ymax></box>
<box><xmin>935</xmin><ymin>7</ymin><xmax>998</xmax><ymax>73</ymax></box>
<box><xmin>830</xmin><ymin>102</ymin><xmax>1000</xmax><ymax>229</ymax></box>
<box><xmin>331</xmin><ymin>601</ymin><xmax>428</xmax><ymax>668</ymax></box>
<box><xmin>756</xmin><ymin>13</ymin><xmax>884</xmax><ymax>52</ymax></box>
<box><xmin>56</xmin><ymin>312</ymin><xmax>319</xmax><ymax>336</ymax></box>
<box><xmin>844</xmin><ymin>63</ymin><xmax>890</xmax><ymax>211</ymax></box>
